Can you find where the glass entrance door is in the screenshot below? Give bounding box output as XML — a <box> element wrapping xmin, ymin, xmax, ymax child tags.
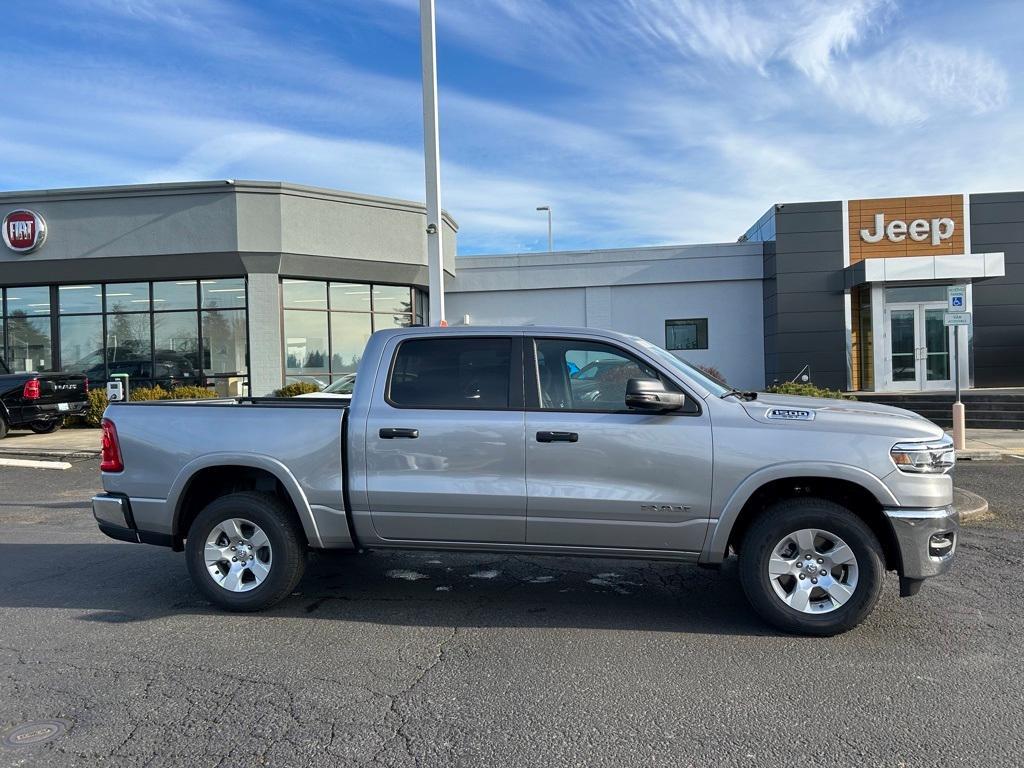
<box><xmin>885</xmin><ymin>303</ymin><xmax>953</xmax><ymax>391</ymax></box>
<box><xmin>922</xmin><ymin>307</ymin><xmax>951</xmax><ymax>387</ymax></box>
<box><xmin>889</xmin><ymin>308</ymin><xmax>918</xmax><ymax>385</ymax></box>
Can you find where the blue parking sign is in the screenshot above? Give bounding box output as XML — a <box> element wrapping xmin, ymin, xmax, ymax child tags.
<box><xmin>947</xmin><ymin>286</ymin><xmax>966</xmax><ymax>311</ymax></box>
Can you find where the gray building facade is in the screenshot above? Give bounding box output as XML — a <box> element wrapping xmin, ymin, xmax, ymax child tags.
<box><xmin>748</xmin><ymin>193</ymin><xmax>1015</xmax><ymax>392</ymax></box>
<box><xmin>1</xmin><ymin>181</ymin><xmax>1020</xmax><ymax>399</ymax></box>
<box><xmin>0</xmin><ymin>181</ymin><xmax>456</xmax><ymax>396</ymax></box>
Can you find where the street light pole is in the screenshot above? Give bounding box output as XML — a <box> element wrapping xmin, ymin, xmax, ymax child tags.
<box><xmin>420</xmin><ymin>0</ymin><xmax>446</xmax><ymax>326</ymax></box>
<box><xmin>536</xmin><ymin>206</ymin><xmax>552</xmax><ymax>252</ymax></box>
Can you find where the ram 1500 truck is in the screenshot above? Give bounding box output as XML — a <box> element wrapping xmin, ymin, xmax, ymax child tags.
<box><xmin>92</xmin><ymin>326</ymin><xmax>958</xmax><ymax>635</ymax></box>
<box><xmin>0</xmin><ymin>358</ymin><xmax>89</xmax><ymax>438</ymax></box>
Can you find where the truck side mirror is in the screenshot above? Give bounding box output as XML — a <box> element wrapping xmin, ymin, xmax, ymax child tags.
<box><xmin>625</xmin><ymin>378</ymin><xmax>685</xmax><ymax>412</ymax></box>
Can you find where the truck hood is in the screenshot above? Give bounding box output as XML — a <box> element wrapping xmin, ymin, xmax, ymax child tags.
<box><xmin>739</xmin><ymin>393</ymin><xmax>945</xmax><ymax>441</ymax></box>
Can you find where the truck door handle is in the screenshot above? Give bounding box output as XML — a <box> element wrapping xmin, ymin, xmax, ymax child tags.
<box><xmin>536</xmin><ymin>431</ymin><xmax>578</xmax><ymax>443</ymax></box>
<box><xmin>379</xmin><ymin>428</ymin><xmax>419</xmax><ymax>439</ymax></box>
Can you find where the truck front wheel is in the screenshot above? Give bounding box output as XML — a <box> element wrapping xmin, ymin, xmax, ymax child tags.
<box><xmin>185</xmin><ymin>492</ymin><xmax>307</xmax><ymax>612</ymax></box>
<box><xmin>738</xmin><ymin>498</ymin><xmax>884</xmax><ymax>636</ymax></box>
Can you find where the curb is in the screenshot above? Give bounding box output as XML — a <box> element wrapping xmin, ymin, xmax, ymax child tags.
<box><xmin>957</xmin><ymin>449</ymin><xmax>1005</xmax><ymax>461</ymax></box>
<box><xmin>954</xmin><ymin>487</ymin><xmax>989</xmax><ymax>519</ymax></box>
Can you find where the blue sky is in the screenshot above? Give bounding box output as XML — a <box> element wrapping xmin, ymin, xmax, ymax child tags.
<box><xmin>2</xmin><ymin>0</ymin><xmax>1021</xmax><ymax>254</ymax></box>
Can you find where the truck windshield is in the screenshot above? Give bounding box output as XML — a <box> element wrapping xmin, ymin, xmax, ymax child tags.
<box><xmin>627</xmin><ymin>336</ymin><xmax>732</xmax><ymax>398</ymax></box>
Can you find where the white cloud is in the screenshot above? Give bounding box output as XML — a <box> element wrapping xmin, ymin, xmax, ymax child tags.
<box><xmin>835</xmin><ymin>41</ymin><xmax>1010</xmax><ymax>125</ymax></box>
<box><xmin>0</xmin><ymin>0</ymin><xmax>1019</xmax><ymax>255</ymax></box>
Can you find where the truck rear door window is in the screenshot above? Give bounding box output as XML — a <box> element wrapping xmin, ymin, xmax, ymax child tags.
<box><xmin>388</xmin><ymin>337</ymin><xmax>513</xmax><ymax>410</ymax></box>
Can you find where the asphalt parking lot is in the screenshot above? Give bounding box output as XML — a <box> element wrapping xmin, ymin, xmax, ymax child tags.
<box><xmin>2</xmin><ymin>458</ymin><xmax>1023</xmax><ymax>767</ymax></box>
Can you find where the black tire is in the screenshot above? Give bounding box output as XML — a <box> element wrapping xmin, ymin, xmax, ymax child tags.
<box><xmin>29</xmin><ymin>419</ymin><xmax>63</xmax><ymax>434</ymax></box>
<box><xmin>0</xmin><ymin>416</ymin><xmax>7</xmax><ymax>440</ymax></box>
<box><xmin>185</xmin><ymin>491</ymin><xmax>307</xmax><ymax>612</ymax></box>
<box><xmin>738</xmin><ymin>497</ymin><xmax>884</xmax><ymax>636</ymax></box>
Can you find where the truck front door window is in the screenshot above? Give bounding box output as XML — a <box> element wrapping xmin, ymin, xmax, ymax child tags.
<box><xmin>536</xmin><ymin>339</ymin><xmax>664</xmax><ymax>412</ymax></box>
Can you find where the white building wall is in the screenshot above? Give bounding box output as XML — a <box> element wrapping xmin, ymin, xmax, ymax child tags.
<box><xmin>447</xmin><ymin>243</ymin><xmax>767</xmax><ymax>390</ymax></box>
<box><xmin>447</xmin><ymin>279</ymin><xmax>765</xmax><ymax>390</ymax></box>
<box><xmin>607</xmin><ymin>281</ymin><xmax>764</xmax><ymax>389</ymax></box>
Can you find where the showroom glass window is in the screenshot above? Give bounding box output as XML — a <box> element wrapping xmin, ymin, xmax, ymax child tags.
<box><xmin>0</xmin><ymin>279</ymin><xmax>248</xmax><ymax>395</ymax></box>
<box><xmin>1</xmin><ymin>286</ymin><xmax>52</xmax><ymax>373</ymax></box>
<box><xmin>282</xmin><ymin>279</ymin><xmax>425</xmax><ymax>386</ymax></box>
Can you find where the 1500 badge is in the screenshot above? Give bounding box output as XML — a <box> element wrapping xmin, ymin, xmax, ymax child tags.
<box><xmin>766</xmin><ymin>408</ymin><xmax>815</xmax><ymax>421</ymax></box>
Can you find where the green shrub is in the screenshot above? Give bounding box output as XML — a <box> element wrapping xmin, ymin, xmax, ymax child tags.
<box><xmin>767</xmin><ymin>381</ymin><xmax>856</xmax><ymax>400</ymax></box>
<box><xmin>129</xmin><ymin>385</ymin><xmax>171</xmax><ymax>401</ymax></box>
<box><xmin>166</xmin><ymin>385</ymin><xmax>219</xmax><ymax>400</ymax></box>
<box><xmin>71</xmin><ymin>383</ymin><xmax>219</xmax><ymax>428</ymax></box>
<box><xmin>75</xmin><ymin>388</ymin><xmax>110</xmax><ymax>428</ymax></box>
<box><xmin>274</xmin><ymin>382</ymin><xmax>321</xmax><ymax>397</ymax></box>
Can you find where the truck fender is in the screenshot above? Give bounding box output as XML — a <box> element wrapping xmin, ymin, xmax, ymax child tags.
<box><xmin>700</xmin><ymin>462</ymin><xmax>899</xmax><ymax>564</ymax></box>
<box><xmin>168</xmin><ymin>453</ymin><xmax>324</xmax><ymax>548</ymax></box>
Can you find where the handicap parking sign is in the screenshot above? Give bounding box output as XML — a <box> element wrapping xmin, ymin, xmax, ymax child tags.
<box><xmin>947</xmin><ymin>286</ymin><xmax>966</xmax><ymax>311</ymax></box>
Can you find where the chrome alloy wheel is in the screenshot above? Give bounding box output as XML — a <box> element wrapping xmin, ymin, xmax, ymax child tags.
<box><xmin>767</xmin><ymin>528</ymin><xmax>859</xmax><ymax>614</ymax></box>
<box><xmin>204</xmin><ymin>518</ymin><xmax>272</xmax><ymax>593</ymax></box>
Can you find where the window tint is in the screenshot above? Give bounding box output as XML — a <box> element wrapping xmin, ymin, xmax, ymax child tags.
<box><xmin>536</xmin><ymin>339</ymin><xmax>665</xmax><ymax>412</ymax></box>
<box><xmin>389</xmin><ymin>338</ymin><xmax>512</xmax><ymax>410</ymax></box>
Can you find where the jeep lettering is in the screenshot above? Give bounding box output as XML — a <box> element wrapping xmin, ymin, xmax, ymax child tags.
<box><xmin>860</xmin><ymin>213</ymin><xmax>954</xmax><ymax>246</ymax></box>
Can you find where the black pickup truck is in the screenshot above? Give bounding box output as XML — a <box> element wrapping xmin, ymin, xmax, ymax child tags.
<box><xmin>0</xmin><ymin>358</ymin><xmax>89</xmax><ymax>439</ymax></box>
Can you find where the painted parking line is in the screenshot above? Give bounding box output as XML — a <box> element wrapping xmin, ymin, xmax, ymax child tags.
<box><xmin>0</xmin><ymin>458</ymin><xmax>72</xmax><ymax>471</ymax></box>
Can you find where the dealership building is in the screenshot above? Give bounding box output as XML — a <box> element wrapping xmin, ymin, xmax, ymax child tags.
<box><xmin>1</xmin><ymin>181</ymin><xmax>1020</xmax><ymax>398</ymax></box>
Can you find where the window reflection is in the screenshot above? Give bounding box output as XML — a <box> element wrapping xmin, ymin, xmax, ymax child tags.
<box><xmin>0</xmin><ymin>280</ymin><xmax>247</xmax><ymax>388</ymax></box>
<box><xmin>201</xmin><ymin>278</ymin><xmax>246</xmax><ymax>309</ymax></box>
<box><xmin>280</xmin><ymin>278</ymin><xmax>424</xmax><ymax>386</ymax></box>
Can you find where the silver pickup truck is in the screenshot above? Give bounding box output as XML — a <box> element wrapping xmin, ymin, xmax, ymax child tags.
<box><xmin>92</xmin><ymin>326</ymin><xmax>957</xmax><ymax>635</ymax></box>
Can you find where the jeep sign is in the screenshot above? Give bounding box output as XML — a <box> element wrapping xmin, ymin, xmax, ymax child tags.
<box><xmin>860</xmin><ymin>213</ymin><xmax>954</xmax><ymax>246</ymax></box>
<box><xmin>2</xmin><ymin>209</ymin><xmax>47</xmax><ymax>253</ymax></box>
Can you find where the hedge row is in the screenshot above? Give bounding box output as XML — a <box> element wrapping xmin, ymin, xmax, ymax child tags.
<box><xmin>766</xmin><ymin>381</ymin><xmax>856</xmax><ymax>400</ymax></box>
<box><xmin>273</xmin><ymin>381</ymin><xmax>321</xmax><ymax>398</ymax></box>
<box><xmin>74</xmin><ymin>385</ymin><xmax>221</xmax><ymax>427</ymax></box>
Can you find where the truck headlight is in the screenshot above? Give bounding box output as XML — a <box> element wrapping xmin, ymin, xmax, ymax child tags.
<box><xmin>890</xmin><ymin>436</ymin><xmax>955</xmax><ymax>474</ymax></box>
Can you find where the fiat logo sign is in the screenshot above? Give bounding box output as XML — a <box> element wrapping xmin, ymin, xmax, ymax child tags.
<box><xmin>3</xmin><ymin>209</ymin><xmax>47</xmax><ymax>253</ymax></box>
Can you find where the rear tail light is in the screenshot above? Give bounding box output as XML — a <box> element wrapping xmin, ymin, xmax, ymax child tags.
<box><xmin>100</xmin><ymin>418</ymin><xmax>124</xmax><ymax>472</ymax></box>
<box><xmin>22</xmin><ymin>379</ymin><xmax>41</xmax><ymax>400</ymax></box>
<box><xmin>83</xmin><ymin>378</ymin><xmax>89</xmax><ymax>394</ymax></box>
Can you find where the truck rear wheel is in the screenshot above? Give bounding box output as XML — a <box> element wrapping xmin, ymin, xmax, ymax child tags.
<box><xmin>185</xmin><ymin>492</ymin><xmax>307</xmax><ymax>612</ymax></box>
<box><xmin>738</xmin><ymin>498</ymin><xmax>884</xmax><ymax>636</ymax></box>
<box><xmin>0</xmin><ymin>416</ymin><xmax>7</xmax><ymax>440</ymax></box>
<box><xmin>29</xmin><ymin>419</ymin><xmax>62</xmax><ymax>434</ymax></box>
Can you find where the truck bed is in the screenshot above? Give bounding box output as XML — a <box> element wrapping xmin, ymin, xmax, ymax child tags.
<box><xmin>102</xmin><ymin>398</ymin><xmax>351</xmax><ymax>548</ymax></box>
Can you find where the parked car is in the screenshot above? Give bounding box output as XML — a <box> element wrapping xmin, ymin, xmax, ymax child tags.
<box><xmin>295</xmin><ymin>373</ymin><xmax>356</xmax><ymax>400</ymax></box>
<box><xmin>72</xmin><ymin>348</ymin><xmax>197</xmax><ymax>390</ymax></box>
<box><xmin>0</xmin><ymin>358</ymin><xmax>88</xmax><ymax>438</ymax></box>
<box><xmin>92</xmin><ymin>326</ymin><xmax>958</xmax><ymax>635</ymax></box>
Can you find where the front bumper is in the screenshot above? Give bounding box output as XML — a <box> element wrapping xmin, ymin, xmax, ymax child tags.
<box><xmin>884</xmin><ymin>504</ymin><xmax>959</xmax><ymax>580</ymax></box>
